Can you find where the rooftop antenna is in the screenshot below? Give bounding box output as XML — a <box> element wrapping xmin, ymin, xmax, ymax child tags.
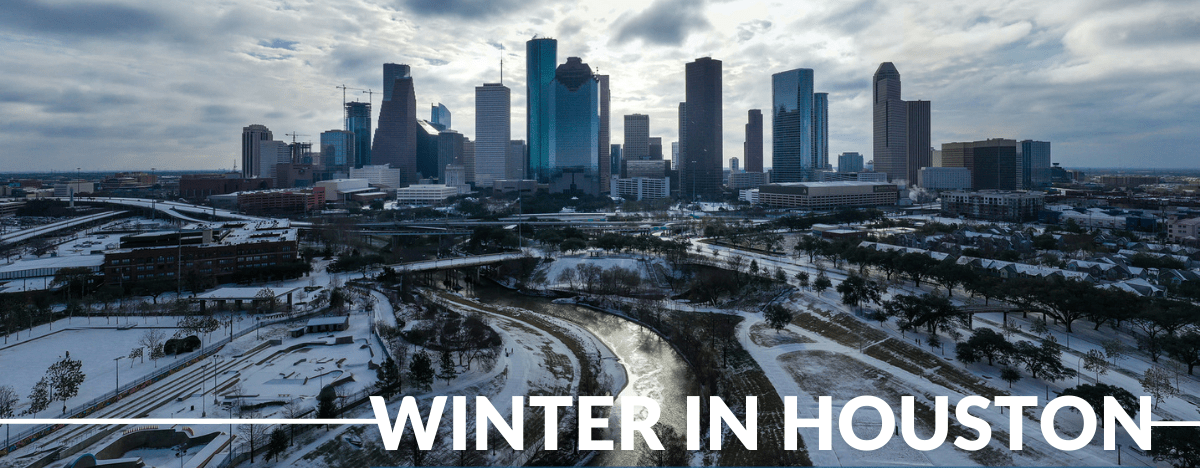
<box><xmin>500</xmin><ymin>43</ymin><xmax>504</xmax><ymax>85</ymax></box>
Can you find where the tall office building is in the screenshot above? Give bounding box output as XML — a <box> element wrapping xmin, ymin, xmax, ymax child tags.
<box><xmin>507</xmin><ymin>140</ymin><xmax>527</xmax><ymax>180</ymax></box>
<box><xmin>241</xmin><ymin>124</ymin><xmax>273</xmax><ymax>178</ymax></box>
<box><xmin>730</xmin><ymin>157</ymin><xmax>740</xmax><ymax>173</ymax></box>
<box><xmin>671</xmin><ymin>142</ymin><xmax>679</xmax><ymax>167</ymax></box>
<box><xmin>649</xmin><ymin>137</ymin><xmax>663</xmax><ymax>161</ymax></box>
<box><xmin>813</xmin><ymin>92</ymin><xmax>829</xmax><ymax>171</ymax></box>
<box><xmin>873</xmin><ymin>62</ymin><xmax>931</xmax><ymax>184</ymax></box>
<box><xmin>771</xmin><ymin>68</ymin><xmax>814</xmax><ymax>183</ymax></box>
<box><xmin>1021</xmin><ymin>140</ymin><xmax>1052</xmax><ymax>188</ymax></box>
<box><xmin>320</xmin><ymin>130</ymin><xmax>355</xmax><ymax>169</ymax></box>
<box><xmin>345</xmin><ymin>102</ymin><xmax>372</xmax><ymax>168</ymax></box>
<box><xmin>598</xmin><ymin>74</ymin><xmax>611</xmax><ymax>193</ymax></box>
<box><xmin>437</xmin><ymin>131</ymin><xmax>465</xmax><ymax>183</ymax></box>
<box><xmin>415</xmin><ymin>120</ymin><xmax>441</xmax><ymax>180</ymax></box>
<box><xmin>677</xmin><ymin>103</ymin><xmax>687</xmax><ymax>173</ymax></box>
<box><xmin>475</xmin><ymin>83</ymin><xmax>510</xmax><ymax>186</ymax></box>
<box><xmin>526</xmin><ymin>37</ymin><xmax>557</xmax><ymax>183</ymax></box>
<box><xmin>258</xmin><ymin>140</ymin><xmax>291</xmax><ymax>180</ymax></box>
<box><xmin>610</xmin><ymin>144</ymin><xmax>622</xmax><ymax>175</ymax></box>
<box><xmin>624</xmin><ymin>114</ymin><xmax>650</xmax><ymax>161</ymax></box>
<box><xmin>683</xmin><ymin>57</ymin><xmax>722</xmax><ymax>199</ymax></box>
<box><xmin>744</xmin><ymin>109</ymin><xmax>763</xmax><ymax>173</ymax></box>
<box><xmin>463</xmin><ymin>138</ymin><xmax>475</xmax><ymax>184</ymax></box>
<box><xmin>382</xmin><ymin>63</ymin><xmax>411</xmax><ymax>102</ymax></box>
<box><xmin>941</xmin><ymin>138</ymin><xmax>1018</xmax><ymax>190</ymax></box>
<box><xmin>838</xmin><ymin>152</ymin><xmax>864</xmax><ymax>173</ymax></box>
<box><xmin>549</xmin><ymin>57</ymin><xmax>601</xmax><ymax>194</ymax></box>
<box><xmin>373</xmin><ymin>66</ymin><xmax>418</xmax><ymax>186</ymax></box>
<box><xmin>905</xmin><ymin>100</ymin><xmax>931</xmax><ymax>183</ymax></box>
<box><xmin>431</xmin><ymin>103</ymin><xmax>451</xmax><ymax>130</ymax></box>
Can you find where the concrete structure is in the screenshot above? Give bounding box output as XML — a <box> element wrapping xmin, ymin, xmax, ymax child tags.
<box><xmin>624</xmin><ymin>114</ymin><xmax>650</xmax><ymax>161</ymax></box>
<box><xmin>728</xmin><ymin>171</ymin><xmax>768</xmax><ymax>190</ymax></box>
<box><xmin>624</xmin><ymin>160</ymin><xmax>669</xmax><ymax>179</ymax></box>
<box><xmin>475</xmin><ymin>83</ymin><xmax>511</xmax><ymax>186</ymax></box>
<box><xmin>611</xmin><ymin>177</ymin><xmax>670</xmax><ymax>200</ymax></box>
<box><xmin>257</xmin><ymin>140</ymin><xmax>291</xmax><ymax>180</ymax></box>
<box><xmin>1096</xmin><ymin>175</ymin><xmax>1160</xmax><ymax>188</ymax></box>
<box><xmin>181</xmin><ymin>175</ymin><xmax>274</xmax><ymax>200</ymax></box>
<box><xmin>918</xmin><ymin>167</ymin><xmax>972</xmax><ymax>190</ymax></box>
<box><xmin>443</xmin><ymin>165</ymin><xmax>468</xmax><ymax>193</ymax></box>
<box><xmin>373</xmin><ymin>64</ymin><xmax>418</xmax><ymax>186</ymax></box>
<box><xmin>274</xmin><ymin>163</ymin><xmax>316</xmax><ymax>188</ymax></box>
<box><xmin>241</xmin><ymin>124</ymin><xmax>273</xmax><ymax>178</ymax></box>
<box><xmin>237</xmin><ymin>188</ymin><xmax>324</xmax><ymax>216</ymax></box>
<box><xmin>730</xmin><ymin>157</ymin><xmax>740</xmax><ymax>173</ymax></box>
<box><xmin>396</xmin><ymin>184</ymin><xmax>459</xmax><ymax>204</ymax></box>
<box><xmin>349</xmin><ymin>165</ymin><xmax>402</xmax><ymax>189</ymax></box>
<box><xmin>872</xmin><ymin>63</ymin><xmax>931</xmax><ymax>184</ymax></box>
<box><xmin>649</xmin><ymin>137</ymin><xmax>662</xmax><ymax>161</ymax></box>
<box><xmin>492</xmin><ymin>179</ymin><xmax>537</xmax><ymax>194</ymax></box>
<box><xmin>838</xmin><ymin>152</ymin><xmax>864</xmax><ymax>173</ymax></box>
<box><xmin>754</xmin><ymin>181</ymin><xmax>899</xmax><ymax>209</ymax></box>
<box><xmin>314</xmin><ymin>178</ymin><xmax>371</xmax><ymax>202</ymax></box>
<box><xmin>682</xmin><ymin>57</ymin><xmax>723</xmax><ymax>199</ymax></box>
<box><xmin>306</xmin><ymin>316</ymin><xmax>349</xmax><ymax>333</ymax></box>
<box><xmin>940</xmin><ymin>191</ymin><xmax>1044</xmax><ymax>222</ymax></box>
<box><xmin>53</xmin><ymin>181</ymin><xmax>94</xmax><ymax>197</ymax></box>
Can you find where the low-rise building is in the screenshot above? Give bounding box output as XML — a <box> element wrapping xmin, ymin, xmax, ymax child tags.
<box><xmin>180</xmin><ymin>174</ymin><xmax>274</xmax><ymax>200</ymax></box>
<box><xmin>1168</xmin><ymin>217</ymin><xmax>1200</xmax><ymax>241</ymax></box>
<box><xmin>396</xmin><ymin>184</ymin><xmax>459</xmax><ymax>204</ymax></box>
<box><xmin>610</xmin><ymin>177</ymin><xmax>670</xmax><ymax>200</ymax></box>
<box><xmin>349</xmin><ymin>165</ymin><xmax>402</xmax><ymax>189</ymax></box>
<box><xmin>53</xmin><ymin>181</ymin><xmax>95</xmax><ymax>197</ymax></box>
<box><xmin>728</xmin><ymin>171</ymin><xmax>768</xmax><ymax>190</ymax></box>
<box><xmin>918</xmin><ymin>167</ymin><xmax>972</xmax><ymax>190</ymax></box>
<box><xmin>236</xmin><ymin>188</ymin><xmax>324</xmax><ymax>216</ymax></box>
<box><xmin>754</xmin><ymin>182</ymin><xmax>899</xmax><ymax>209</ymax></box>
<box><xmin>940</xmin><ymin>191</ymin><xmax>1044</xmax><ymax>222</ymax></box>
<box><xmin>815</xmin><ymin>171</ymin><xmax>887</xmax><ymax>183</ymax></box>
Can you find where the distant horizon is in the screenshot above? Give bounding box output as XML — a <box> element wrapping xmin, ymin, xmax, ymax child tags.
<box><xmin>4</xmin><ymin>166</ymin><xmax>1200</xmax><ymax>176</ymax></box>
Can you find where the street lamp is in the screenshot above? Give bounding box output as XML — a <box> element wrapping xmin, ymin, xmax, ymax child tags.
<box><xmin>114</xmin><ymin>356</ymin><xmax>125</xmax><ymax>396</ymax></box>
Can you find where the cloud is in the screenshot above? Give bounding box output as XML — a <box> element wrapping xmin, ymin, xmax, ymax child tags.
<box><xmin>393</xmin><ymin>0</ymin><xmax>539</xmax><ymax>19</ymax></box>
<box><xmin>736</xmin><ymin>20</ymin><xmax>771</xmax><ymax>42</ymax></box>
<box><xmin>612</xmin><ymin>0</ymin><xmax>713</xmax><ymax>46</ymax></box>
<box><xmin>259</xmin><ymin>39</ymin><xmax>300</xmax><ymax>50</ymax></box>
<box><xmin>0</xmin><ymin>0</ymin><xmax>167</xmax><ymax>38</ymax></box>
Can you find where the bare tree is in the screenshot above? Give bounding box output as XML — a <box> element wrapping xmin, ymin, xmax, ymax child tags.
<box><xmin>139</xmin><ymin>330</ymin><xmax>167</xmax><ymax>367</ymax></box>
<box><xmin>239</xmin><ymin>410</ymin><xmax>269</xmax><ymax>462</ymax></box>
<box><xmin>0</xmin><ymin>385</ymin><xmax>18</xmax><ymax>447</ymax></box>
<box><xmin>281</xmin><ymin>399</ymin><xmax>305</xmax><ymax>445</ymax></box>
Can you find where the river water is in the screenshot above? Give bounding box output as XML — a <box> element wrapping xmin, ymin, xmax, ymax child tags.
<box><xmin>474</xmin><ymin>285</ymin><xmax>700</xmax><ymax>466</ymax></box>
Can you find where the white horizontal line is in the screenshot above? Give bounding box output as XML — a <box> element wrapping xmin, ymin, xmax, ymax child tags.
<box><xmin>1152</xmin><ymin>421</ymin><xmax>1200</xmax><ymax>427</ymax></box>
<box><xmin>0</xmin><ymin>418</ymin><xmax>378</xmax><ymax>426</ymax></box>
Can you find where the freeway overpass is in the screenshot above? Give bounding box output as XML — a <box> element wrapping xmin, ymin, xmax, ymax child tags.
<box><xmin>0</xmin><ymin>210</ymin><xmax>127</xmax><ymax>246</ymax></box>
<box><xmin>384</xmin><ymin>252</ymin><xmax>528</xmax><ymax>272</ymax></box>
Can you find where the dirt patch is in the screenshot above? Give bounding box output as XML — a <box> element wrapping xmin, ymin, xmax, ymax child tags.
<box><xmin>750</xmin><ymin>322</ymin><xmax>816</xmax><ymax>347</ymax></box>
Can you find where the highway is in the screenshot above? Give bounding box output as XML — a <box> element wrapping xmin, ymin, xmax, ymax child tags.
<box><xmin>0</xmin><ymin>211</ymin><xmax>127</xmax><ymax>246</ymax></box>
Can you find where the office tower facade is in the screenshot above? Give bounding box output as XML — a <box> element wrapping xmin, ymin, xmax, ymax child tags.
<box><xmin>463</xmin><ymin>139</ymin><xmax>475</xmax><ymax>184</ymax></box>
<box><xmin>941</xmin><ymin>139</ymin><xmax>1019</xmax><ymax>190</ymax></box>
<box><xmin>683</xmin><ymin>57</ymin><xmax>722</xmax><ymax>199</ymax></box>
<box><xmin>624</xmin><ymin>114</ymin><xmax>650</xmax><ymax>161</ymax></box>
<box><xmin>838</xmin><ymin>152</ymin><xmax>864</xmax><ymax>173</ymax></box>
<box><xmin>771</xmin><ymin>68</ymin><xmax>814</xmax><ymax>183</ymax></box>
<box><xmin>873</xmin><ymin>62</ymin><xmax>932</xmax><ymax>184</ymax></box>
<box><xmin>671</xmin><ymin>142</ymin><xmax>679</xmax><ymax>166</ymax></box>
<box><xmin>548</xmin><ymin>57</ymin><xmax>600</xmax><ymax>193</ymax></box>
<box><xmin>610</xmin><ymin>144</ymin><xmax>622</xmax><ymax>175</ymax></box>
<box><xmin>649</xmin><ymin>137</ymin><xmax>663</xmax><ymax>160</ymax></box>
<box><xmin>526</xmin><ymin>38</ymin><xmax>557</xmax><ymax>183</ymax></box>
<box><xmin>415</xmin><ymin>120</ymin><xmax>441</xmax><ymax>180</ymax></box>
<box><xmin>382</xmin><ymin>63</ymin><xmax>411</xmax><ymax>102</ymax></box>
<box><xmin>242</xmin><ymin>124</ymin><xmax>273</xmax><ymax>178</ymax></box>
<box><xmin>373</xmin><ymin>69</ymin><xmax>418</xmax><ymax>186</ymax></box>
<box><xmin>1021</xmin><ymin>140</ymin><xmax>1052</xmax><ymax>188</ymax></box>
<box><xmin>905</xmin><ymin>100</ymin><xmax>931</xmax><ymax>183</ymax></box>
<box><xmin>320</xmin><ymin>130</ymin><xmax>355</xmax><ymax>169</ymax></box>
<box><xmin>507</xmin><ymin>140</ymin><xmax>527</xmax><ymax>180</ymax></box>
<box><xmin>677</xmin><ymin>103</ymin><xmax>686</xmax><ymax>172</ymax></box>
<box><xmin>431</xmin><ymin>103</ymin><xmax>451</xmax><ymax>130</ymax></box>
<box><xmin>258</xmin><ymin>140</ymin><xmax>291</xmax><ymax>180</ymax></box>
<box><xmin>598</xmin><ymin>74</ymin><xmax>611</xmax><ymax>193</ymax></box>
<box><xmin>745</xmin><ymin>109</ymin><xmax>763</xmax><ymax>173</ymax></box>
<box><xmin>474</xmin><ymin>83</ymin><xmax>510</xmax><ymax>186</ymax></box>
<box><xmin>345</xmin><ymin>102</ymin><xmax>372</xmax><ymax>168</ymax></box>
<box><xmin>813</xmin><ymin>93</ymin><xmax>829</xmax><ymax>171</ymax></box>
<box><xmin>437</xmin><ymin>131</ymin><xmax>465</xmax><ymax>183</ymax></box>
<box><xmin>730</xmin><ymin>157</ymin><xmax>740</xmax><ymax>173</ymax></box>
<box><xmin>289</xmin><ymin>142</ymin><xmax>314</xmax><ymax>165</ymax></box>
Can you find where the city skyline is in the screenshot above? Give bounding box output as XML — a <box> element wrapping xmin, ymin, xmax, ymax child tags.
<box><xmin>1</xmin><ymin>1</ymin><xmax>1196</xmax><ymax>171</ymax></box>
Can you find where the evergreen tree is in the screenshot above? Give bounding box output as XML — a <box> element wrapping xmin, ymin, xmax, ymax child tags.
<box><xmin>437</xmin><ymin>349</ymin><xmax>457</xmax><ymax>385</ymax></box>
<box><xmin>409</xmin><ymin>351</ymin><xmax>435</xmax><ymax>392</ymax></box>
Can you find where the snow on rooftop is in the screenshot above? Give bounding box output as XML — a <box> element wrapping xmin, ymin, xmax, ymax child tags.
<box><xmin>192</xmin><ymin>286</ymin><xmax>299</xmax><ymax>300</ymax></box>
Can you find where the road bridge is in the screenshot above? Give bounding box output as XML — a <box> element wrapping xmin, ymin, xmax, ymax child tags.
<box><xmin>384</xmin><ymin>252</ymin><xmax>527</xmax><ymax>273</ymax></box>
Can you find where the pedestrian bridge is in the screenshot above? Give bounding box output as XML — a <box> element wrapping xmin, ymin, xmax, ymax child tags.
<box><xmin>385</xmin><ymin>252</ymin><xmax>527</xmax><ymax>273</ymax></box>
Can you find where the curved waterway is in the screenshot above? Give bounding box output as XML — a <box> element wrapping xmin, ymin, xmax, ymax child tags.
<box><xmin>475</xmin><ymin>285</ymin><xmax>700</xmax><ymax>466</ymax></box>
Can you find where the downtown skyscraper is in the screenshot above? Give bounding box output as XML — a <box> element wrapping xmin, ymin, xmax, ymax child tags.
<box><xmin>241</xmin><ymin>124</ymin><xmax>272</xmax><ymax>178</ymax></box>
<box><xmin>475</xmin><ymin>83</ymin><xmax>510</xmax><ymax>187</ymax></box>
<box><xmin>548</xmin><ymin>56</ymin><xmax>601</xmax><ymax>194</ymax></box>
<box><xmin>526</xmin><ymin>37</ymin><xmax>557</xmax><ymax>183</ymax></box>
<box><xmin>682</xmin><ymin>57</ymin><xmax>722</xmax><ymax>199</ymax></box>
<box><xmin>624</xmin><ymin>114</ymin><xmax>650</xmax><ymax>161</ymax></box>
<box><xmin>373</xmin><ymin>63</ymin><xmax>417</xmax><ymax>186</ymax></box>
<box><xmin>744</xmin><ymin>109</ymin><xmax>763</xmax><ymax>173</ymax></box>
<box><xmin>771</xmin><ymin>68</ymin><xmax>814</xmax><ymax>183</ymax></box>
<box><xmin>345</xmin><ymin>101</ymin><xmax>371</xmax><ymax>168</ymax></box>
<box><xmin>873</xmin><ymin>62</ymin><xmax>931</xmax><ymax>184</ymax></box>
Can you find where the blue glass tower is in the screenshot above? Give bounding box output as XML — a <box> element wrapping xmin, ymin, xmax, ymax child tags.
<box><xmin>549</xmin><ymin>57</ymin><xmax>599</xmax><ymax>171</ymax></box>
<box><xmin>320</xmin><ymin>130</ymin><xmax>354</xmax><ymax>168</ymax></box>
<box><xmin>771</xmin><ymin>68</ymin><xmax>814</xmax><ymax>183</ymax></box>
<box><xmin>813</xmin><ymin>92</ymin><xmax>828</xmax><ymax>171</ymax></box>
<box><xmin>345</xmin><ymin>101</ymin><xmax>372</xmax><ymax>168</ymax></box>
<box><xmin>383</xmin><ymin>63</ymin><xmax>411</xmax><ymax>102</ymax></box>
<box><xmin>526</xmin><ymin>38</ymin><xmax>557</xmax><ymax>183</ymax></box>
<box><xmin>431</xmin><ymin>103</ymin><xmax>451</xmax><ymax>130</ymax></box>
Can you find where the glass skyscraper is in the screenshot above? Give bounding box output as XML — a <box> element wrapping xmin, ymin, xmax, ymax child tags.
<box><xmin>1021</xmin><ymin>140</ymin><xmax>1052</xmax><ymax>188</ymax></box>
<box><xmin>431</xmin><ymin>103</ymin><xmax>451</xmax><ymax>130</ymax></box>
<box><xmin>526</xmin><ymin>38</ymin><xmax>557</xmax><ymax>182</ymax></box>
<box><xmin>345</xmin><ymin>102</ymin><xmax>372</xmax><ymax>168</ymax></box>
<box><xmin>475</xmin><ymin>83</ymin><xmax>510</xmax><ymax>186</ymax></box>
<box><xmin>683</xmin><ymin>57</ymin><xmax>722</xmax><ymax>199</ymax></box>
<box><xmin>771</xmin><ymin>68</ymin><xmax>814</xmax><ymax>183</ymax></box>
<box><xmin>813</xmin><ymin>92</ymin><xmax>829</xmax><ymax>171</ymax></box>
<box><xmin>549</xmin><ymin>57</ymin><xmax>599</xmax><ymax>172</ymax></box>
<box><xmin>744</xmin><ymin>109</ymin><xmax>763</xmax><ymax>173</ymax></box>
<box><xmin>382</xmin><ymin>63</ymin><xmax>411</xmax><ymax>102</ymax></box>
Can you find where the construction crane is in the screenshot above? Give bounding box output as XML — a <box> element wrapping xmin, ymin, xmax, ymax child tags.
<box><xmin>284</xmin><ymin>132</ymin><xmax>309</xmax><ymax>143</ymax></box>
<box><xmin>336</xmin><ymin>84</ymin><xmax>365</xmax><ymax>105</ymax></box>
<box><xmin>361</xmin><ymin>88</ymin><xmax>376</xmax><ymax>107</ymax></box>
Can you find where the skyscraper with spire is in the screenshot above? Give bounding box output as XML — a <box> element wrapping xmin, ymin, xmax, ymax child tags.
<box><xmin>475</xmin><ymin>83</ymin><xmax>510</xmax><ymax>186</ymax></box>
<box><xmin>873</xmin><ymin>62</ymin><xmax>930</xmax><ymax>184</ymax></box>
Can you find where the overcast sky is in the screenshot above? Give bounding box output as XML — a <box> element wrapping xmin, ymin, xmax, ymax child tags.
<box><xmin>1</xmin><ymin>0</ymin><xmax>1198</xmax><ymax>172</ymax></box>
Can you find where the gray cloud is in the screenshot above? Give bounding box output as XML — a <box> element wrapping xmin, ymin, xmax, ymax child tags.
<box><xmin>0</xmin><ymin>0</ymin><xmax>167</xmax><ymax>38</ymax></box>
<box><xmin>612</xmin><ymin>0</ymin><xmax>713</xmax><ymax>46</ymax></box>
<box><xmin>736</xmin><ymin>20</ymin><xmax>771</xmax><ymax>42</ymax></box>
<box><xmin>259</xmin><ymin>39</ymin><xmax>300</xmax><ymax>50</ymax></box>
<box><xmin>394</xmin><ymin>0</ymin><xmax>538</xmax><ymax>19</ymax></box>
